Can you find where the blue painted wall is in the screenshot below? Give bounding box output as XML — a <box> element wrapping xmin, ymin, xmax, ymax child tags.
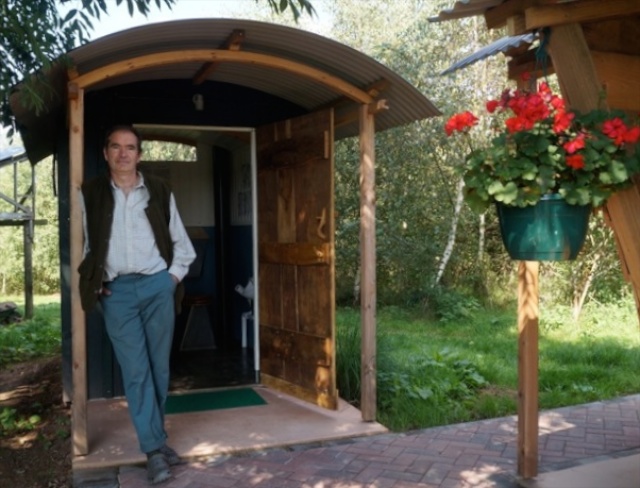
<box><xmin>58</xmin><ymin>79</ymin><xmax>305</xmax><ymax>400</ymax></box>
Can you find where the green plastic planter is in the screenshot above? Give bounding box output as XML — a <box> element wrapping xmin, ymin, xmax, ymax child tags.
<box><xmin>496</xmin><ymin>194</ymin><xmax>591</xmax><ymax>261</ymax></box>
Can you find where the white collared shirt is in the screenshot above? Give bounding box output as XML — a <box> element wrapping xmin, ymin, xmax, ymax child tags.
<box><xmin>81</xmin><ymin>173</ymin><xmax>196</xmax><ymax>282</ymax></box>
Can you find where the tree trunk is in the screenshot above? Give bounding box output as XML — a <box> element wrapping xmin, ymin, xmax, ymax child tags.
<box><xmin>573</xmin><ymin>252</ymin><xmax>602</xmax><ymax>320</ymax></box>
<box><xmin>434</xmin><ymin>178</ymin><xmax>464</xmax><ymax>286</ymax></box>
<box><xmin>478</xmin><ymin>212</ymin><xmax>486</xmax><ymax>263</ymax></box>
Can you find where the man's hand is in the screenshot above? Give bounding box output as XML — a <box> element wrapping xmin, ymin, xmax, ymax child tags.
<box><xmin>97</xmin><ymin>286</ymin><xmax>112</xmax><ymax>296</ymax></box>
<box><xmin>170</xmin><ymin>274</ymin><xmax>179</xmax><ymax>285</ymax></box>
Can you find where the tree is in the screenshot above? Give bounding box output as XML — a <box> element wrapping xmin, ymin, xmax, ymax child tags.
<box><xmin>0</xmin><ymin>0</ymin><xmax>315</xmax><ymax>137</ymax></box>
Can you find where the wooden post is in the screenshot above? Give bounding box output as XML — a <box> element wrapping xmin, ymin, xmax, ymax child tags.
<box><xmin>359</xmin><ymin>103</ymin><xmax>376</xmax><ymax>421</ymax></box>
<box><xmin>23</xmin><ymin>221</ymin><xmax>34</xmax><ymax>319</ymax></box>
<box><xmin>517</xmin><ymin>260</ymin><xmax>539</xmax><ymax>478</ymax></box>
<box><xmin>68</xmin><ymin>84</ymin><xmax>88</xmax><ymax>456</ymax></box>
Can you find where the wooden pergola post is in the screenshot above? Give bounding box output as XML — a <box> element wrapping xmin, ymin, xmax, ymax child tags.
<box><xmin>359</xmin><ymin>103</ymin><xmax>377</xmax><ymax>421</ymax></box>
<box><xmin>517</xmin><ymin>260</ymin><xmax>539</xmax><ymax>478</ymax></box>
<box><xmin>68</xmin><ymin>82</ymin><xmax>88</xmax><ymax>456</ymax></box>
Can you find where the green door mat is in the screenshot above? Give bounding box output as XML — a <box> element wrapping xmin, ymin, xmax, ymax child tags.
<box><xmin>166</xmin><ymin>388</ymin><xmax>267</xmax><ymax>414</ymax></box>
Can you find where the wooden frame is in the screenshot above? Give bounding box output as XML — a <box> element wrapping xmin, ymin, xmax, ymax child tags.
<box><xmin>68</xmin><ymin>49</ymin><xmax>382</xmax><ymax>455</ymax></box>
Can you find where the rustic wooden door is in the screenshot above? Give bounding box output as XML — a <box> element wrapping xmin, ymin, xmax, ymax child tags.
<box><xmin>256</xmin><ymin>109</ymin><xmax>337</xmax><ymax>409</ymax></box>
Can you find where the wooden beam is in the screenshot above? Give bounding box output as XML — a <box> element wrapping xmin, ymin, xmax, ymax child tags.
<box><xmin>23</xmin><ymin>221</ymin><xmax>33</xmax><ymax>319</ymax></box>
<box><xmin>517</xmin><ymin>260</ymin><xmax>539</xmax><ymax>479</ymax></box>
<box><xmin>591</xmin><ymin>51</ymin><xmax>640</xmax><ymax>113</ymax></box>
<box><xmin>582</xmin><ymin>17</ymin><xmax>640</xmax><ymax>56</ymax></box>
<box><xmin>368</xmin><ymin>99</ymin><xmax>388</xmax><ymax>115</ymax></box>
<box><xmin>546</xmin><ymin>23</ymin><xmax>604</xmax><ymax>111</ymax></box>
<box><xmin>68</xmin><ymin>86</ymin><xmax>88</xmax><ymax>456</ymax></box>
<box><xmin>359</xmin><ymin>103</ymin><xmax>376</xmax><ymax>422</ymax></box>
<box><xmin>485</xmin><ymin>0</ymin><xmax>535</xmax><ymax>30</ymax></box>
<box><xmin>73</xmin><ymin>50</ymin><xmax>374</xmax><ymax>105</ymax></box>
<box><xmin>547</xmin><ymin>24</ymin><xmax>640</xmax><ymax>328</ymax></box>
<box><xmin>193</xmin><ymin>29</ymin><xmax>245</xmax><ymax>85</ymax></box>
<box><xmin>526</xmin><ymin>0</ymin><xmax>640</xmax><ymax>31</ymax></box>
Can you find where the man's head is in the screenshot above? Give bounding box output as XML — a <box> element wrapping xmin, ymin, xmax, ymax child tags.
<box><xmin>103</xmin><ymin>125</ymin><xmax>143</xmax><ymax>153</ymax></box>
<box><xmin>103</xmin><ymin>125</ymin><xmax>143</xmax><ymax>177</ymax></box>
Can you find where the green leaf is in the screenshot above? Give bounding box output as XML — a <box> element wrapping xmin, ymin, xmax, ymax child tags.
<box><xmin>491</xmin><ymin>181</ymin><xmax>518</xmax><ymax>204</ymax></box>
<box><xmin>609</xmin><ymin>160</ymin><xmax>629</xmax><ymax>183</ymax></box>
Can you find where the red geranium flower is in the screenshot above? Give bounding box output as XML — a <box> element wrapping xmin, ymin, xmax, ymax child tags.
<box><xmin>445</xmin><ymin>111</ymin><xmax>478</xmax><ymax>136</ymax></box>
<box><xmin>566</xmin><ymin>154</ymin><xmax>585</xmax><ymax>170</ymax></box>
<box><xmin>486</xmin><ymin>100</ymin><xmax>499</xmax><ymax>114</ymax></box>
<box><xmin>602</xmin><ymin>118</ymin><xmax>628</xmax><ymax>145</ymax></box>
<box><xmin>563</xmin><ymin>133</ymin><xmax>586</xmax><ymax>154</ymax></box>
<box><xmin>444</xmin><ymin>73</ymin><xmax>640</xmax><ymax>211</ymax></box>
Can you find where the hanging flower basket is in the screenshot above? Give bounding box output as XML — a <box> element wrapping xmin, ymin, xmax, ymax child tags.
<box><xmin>496</xmin><ymin>194</ymin><xmax>590</xmax><ymax>261</ymax></box>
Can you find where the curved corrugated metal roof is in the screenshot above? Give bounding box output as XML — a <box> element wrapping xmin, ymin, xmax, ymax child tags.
<box><xmin>11</xmin><ymin>18</ymin><xmax>440</xmax><ymax>163</ymax></box>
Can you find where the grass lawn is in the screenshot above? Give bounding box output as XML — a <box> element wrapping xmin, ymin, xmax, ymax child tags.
<box><xmin>2</xmin><ymin>293</ymin><xmax>639</xmax><ymax>433</ymax></box>
<box><xmin>337</xmin><ymin>299</ymin><xmax>640</xmax><ymax>431</ymax></box>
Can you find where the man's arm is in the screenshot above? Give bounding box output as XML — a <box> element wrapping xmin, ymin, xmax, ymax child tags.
<box><xmin>167</xmin><ymin>193</ymin><xmax>196</xmax><ymax>282</ymax></box>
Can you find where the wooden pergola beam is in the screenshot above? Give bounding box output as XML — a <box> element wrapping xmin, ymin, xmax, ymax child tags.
<box><xmin>193</xmin><ymin>29</ymin><xmax>245</xmax><ymax>85</ymax></box>
<box><xmin>525</xmin><ymin>0</ymin><xmax>640</xmax><ymax>31</ymax></box>
<box><xmin>591</xmin><ymin>51</ymin><xmax>640</xmax><ymax>113</ymax></box>
<box><xmin>485</xmin><ymin>0</ymin><xmax>640</xmax><ymax>32</ymax></box>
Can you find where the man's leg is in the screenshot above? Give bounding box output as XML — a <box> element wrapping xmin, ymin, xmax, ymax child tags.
<box><xmin>138</xmin><ymin>270</ymin><xmax>176</xmax><ymax>431</ymax></box>
<box><xmin>101</xmin><ymin>273</ymin><xmax>170</xmax><ymax>454</ymax></box>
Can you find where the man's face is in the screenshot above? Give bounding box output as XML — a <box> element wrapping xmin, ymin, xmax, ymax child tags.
<box><xmin>103</xmin><ymin>130</ymin><xmax>141</xmax><ymax>176</ymax></box>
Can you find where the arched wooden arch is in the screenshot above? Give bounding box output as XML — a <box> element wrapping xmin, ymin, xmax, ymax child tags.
<box><xmin>70</xmin><ymin>49</ymin><xmax>375</xmax><ymax>104</ymax></box>
<box><xmin>68</xmin><ymin>47</ymin><xmax>381</xmax><ymax>455</ymax></box>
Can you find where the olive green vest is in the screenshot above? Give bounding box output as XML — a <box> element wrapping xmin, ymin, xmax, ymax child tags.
<box><xmin>78</xmin><ymin>173</ymin><xmax>182</xmax><ymax>312</ymax></box>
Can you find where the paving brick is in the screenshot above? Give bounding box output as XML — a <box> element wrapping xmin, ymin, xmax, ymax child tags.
<box><xmin>111</xmin><ymin>395</ymin><xmax>640</xmax><ymax>488</ymax></box>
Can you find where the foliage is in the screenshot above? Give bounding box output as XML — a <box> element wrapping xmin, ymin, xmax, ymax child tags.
<box><xmin>446</xmin><ymin>79</ymin><xmax>640</xmax><ymax>211</ymax></box>
<box><xmin>337</xmin><ymin>300</ymin><xmax>640</xmax><ymax>432</ymax></box>
<box><xmin>0</xmin><ymin>301</ymin><xmax>61</xmax><ymax>367</ymax></box>
<box><xmin>421</xmin><ymin>286</ymin><xmax>481</xmax><ymax>322</ymax></box>
<box><xmin>0</xmin><ymin>157</ymin><xmax>60</xmax><ymax>294</ymax></box>
<box><xmin>0</xmin><ymin>407</ymin><xmax>41</xmax><ymax>433</ymax></box>
<box><xmin>0</xmin><ymin>0</ymin><xmax>315</xmax><ymax>136</ymax></box>
<box><xmin>377</xmin><ymin>349</ymin><xmax>488</xmax><ymax>430</ymax></box>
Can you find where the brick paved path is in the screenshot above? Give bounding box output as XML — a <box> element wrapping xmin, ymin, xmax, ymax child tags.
<box><xmin>118</xmin><ymin>395</ymin><xmax>640</xmax><ymax>488</ymax></box>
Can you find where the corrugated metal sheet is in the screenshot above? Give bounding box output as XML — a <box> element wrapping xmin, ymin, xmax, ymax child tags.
<box><xmin>0</xmin><ymin>147</ymin><xmax>27</xmax><ymax>169</ymax></box>
<box><xmin>441</xmin><ymin>33</ymin><xmax>536</xmax><ymax>74</ymax></box>
<box><xmin>11</xmin><ymin>18</ymin><xmax>441</xmax><ymax>163</ymax></box>
<box><xmin>429</xmin><ymin>0</ymin><xmax>504</xmax><ymax>22</ymax></box>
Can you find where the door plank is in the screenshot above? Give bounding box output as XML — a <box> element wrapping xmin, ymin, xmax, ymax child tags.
<box><xmin>257</xmin><ymin>109</ymin><xmax>337</xmax><ymax>410</ymax></box>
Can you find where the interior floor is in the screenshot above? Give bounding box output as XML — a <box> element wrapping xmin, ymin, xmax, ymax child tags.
<box><xmin>170</xmin><ymin>347</ymin><xmax>256</xmax><ymax>391</ymax></box>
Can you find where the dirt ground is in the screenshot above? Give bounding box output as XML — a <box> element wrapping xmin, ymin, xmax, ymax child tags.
<box><xmin>0</xmin><ymin>356</ymin><xmax>72</xmax><ymax>488</ymax></box>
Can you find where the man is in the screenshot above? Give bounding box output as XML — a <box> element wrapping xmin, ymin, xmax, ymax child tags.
<box><xmin>78</xmin><ymin>125</ymin><xmax>196</xmax><ymax>484</ymax></box>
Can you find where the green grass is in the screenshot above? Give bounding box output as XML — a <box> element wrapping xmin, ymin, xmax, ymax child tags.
<box><xmin>336</xmin><ymin>298</ymin><xmax>640</xmax><ymax>431</ymax></box>
<box><xmin>2</xmin><ymin>294</ymin><xmax>639</xmax><ymax>434</ymax></box>
<box><xmin>0</xmin><ymin>295</ymin><xmax>61</xmax><ymax>368</ymax></box>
